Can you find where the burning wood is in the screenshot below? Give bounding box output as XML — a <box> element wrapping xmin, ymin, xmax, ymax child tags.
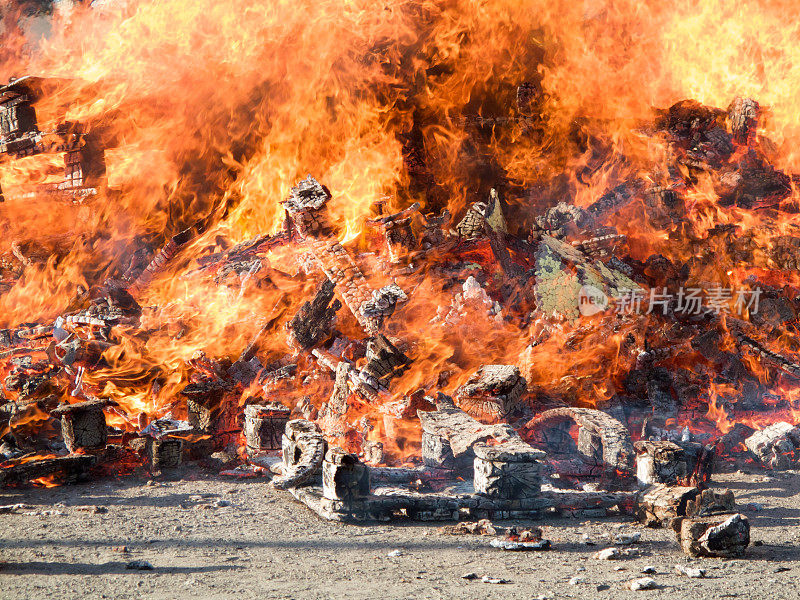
<box><xmin>286</xmin><ymin>280</ymin><xmax>341</xmax><ymax>350</ymax></box>
<box><xmin>0</xmin><ymin>453</ymin><xmax>97</xmax><ymax>486</ymax></box>
<box><xmin>146</xmin><ymin>436</ymin><xmax>184</xmax><ymax>469</ymax></box>
<box><xmin>728</xmin><ymin>97</ymin><xmax>760</xmax><ymax>144</ymax></box>
<box><xmin>366</xmin><ymin>203</ymin><xmax>420</xmax><ymax>264</ymax></box>
<box><xmin>418</xmin><ymin>394</ymin><xmax>523</xmax><ymax>470</ymax></box>
<box><xmin>244</xmin><ymin>403</ymin><xmax>291</xmax><ymax>454</ymax></box>
<box><xmin>0</xmin><ymin>2</ymin><xmax>799</xmax><ymax>557</ymax></box>
<box><xmin>532</xmin><ymin>234</ymin><xmax>641</xmax><ymax>320</ymax></box>
<box><xmin>634</xmin><ymin>440</ymin><xmax>714</xmax><ymax>487</ymax></box>
<box><xmin>0</xmin><ymin>77</ymin><xmax>109</xmax><ymax>202</ymax></box>
<box><xmin>635</xmin><ymin>440</ymin><xmax>688</xmax><ymax>486</ymax></box>
<box><xmin>522</xmin><ymin>407</ymin><xmax>634</xmax><ymax>477</ymax></box>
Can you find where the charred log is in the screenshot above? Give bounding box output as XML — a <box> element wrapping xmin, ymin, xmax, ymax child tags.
<box><xmin>0</xmin><ymin>454</ymin><xmax>97</xmax><ymax>486</ymax></box>
<box><xmin>287</xmin><ymin>280</ymin><xmax>341</xmax><ymax>350</ymax></box>
<box><xmin>51</xmin><ymin>399</ymin><xmax>115</xmax><ymax>453</ymax></box>
<box><xmin>418</xmin><ymin>394</ymin><xmax>525</xmax><ymax>470</ymax></box>
<box><xmin>322</xmin><ymin>447</ymin><xmax>370</xmax><ymax>502</ymax></box>
<box><xmin>744</xmin><ymin>422</ymin><xmax>800</xmax><ymax>469</ymax></box>
<box><xmin>728</xmin><ymin>97</ymin><xmax>759</xmax><ymax>144</ymax></box>
<box><xmin>244</xmin><ymin>403</ymin><xmax>291</xmax><ymax>454</ymax></box>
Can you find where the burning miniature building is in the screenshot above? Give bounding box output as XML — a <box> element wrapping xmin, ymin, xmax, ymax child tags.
<box><xmin>0</xmin><ymin>78</ymin><xmax>38</xmax><ymax>150</ymax></box>
<box><xmin>0</xmin><ymin>76</ymin><xmax>108</xmax><ymax>202</ymax></box>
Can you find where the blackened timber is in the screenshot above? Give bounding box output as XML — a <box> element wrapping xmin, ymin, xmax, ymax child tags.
<box><xmin>287</xmin><ymin>280</ymin><xmax>341</xmax><ymax>349</ymax></box>
<box><xmin>0</xmin><ymin>454</ymin><xmax>97</xmax><ymax>486</ymax></box>
<box><xmin>361</xmin><ymin>335</ymin><xmax>411</xmax><ymax>389</ymax></box>
<box><xmin>587</xmin><ymin>181</ymin><xmax>644</xmax><ymax>219</ymax></box>
<box><xmin>272</xmin><ymin>419</ymin><xmax>326</xmax><ymax>490</ymax></box>
<box><xmin>522</xmin><ymin>407</ymin><xmax>634</xmax><ymax>474</ymax></box>
<box><xmin>127</xmin><ymin>216</ymin><xmax>209</xmax><ymax>295</ymax></box>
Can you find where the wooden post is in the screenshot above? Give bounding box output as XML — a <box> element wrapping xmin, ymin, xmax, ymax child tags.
<box><xmin>322</xmin><ymin>447</ymin><xmax>370</xmax><ymax>502</ymax></box>
<box><xmin>244</xmin><ymin>403</ymin><xmax>291</xmax><ymax>454</ymax></box>
<box><xmin>473</xmin><ymin>442</ymin><xmax>544</xmax><ymax>499</ymax></box>
<box><xmin>51</xmin><ymin>399</ymin><xmax>113</xmax><ymax>453</ymax></box>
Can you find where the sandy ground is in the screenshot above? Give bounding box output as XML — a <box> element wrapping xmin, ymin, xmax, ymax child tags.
<box><xmin>1</xmin><ymin>469</ymin><xmax>800</xmax><ymax>600</ymax></box>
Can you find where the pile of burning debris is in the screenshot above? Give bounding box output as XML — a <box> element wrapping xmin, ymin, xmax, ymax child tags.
<box><xmin>1</xmin><ymin>73</ymin><xmax>800</xmax><ymax>564</ymax></box>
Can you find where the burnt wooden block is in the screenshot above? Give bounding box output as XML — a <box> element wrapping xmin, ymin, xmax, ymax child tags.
<box><xmin>244</xmin><ymin>403</ymin><xmax>291</xmax><ymax>454</ymax></box>
<box><xmin>272</xmin><ymin>419</ymin><xmax>326</xmax><ymax>490</ymax></box>
<box><xmin>577</xmin><ymin>427</ymin><xmax>603</xmax><ymax>462</ymax></box>
<box><xmin>0</xmin><ymin>454</ymin><xmax>97</xmax><ymax>486</ymax></box>
<box><xmin>187</xmin><ymin>399</ymin><xmax>212</xmax><ymax>431</ymax></box>
<box><xmin>0</xmin><ymin>99</ymin><xmax>37</xmax><ymax>139</ymax></box>
<box><xmin>456</xmin><ymin>203</ymin><xmax>487</xmax><ymax>239</ymax></box>
<box><xmin>745</xmin><ymin>422</ymin><xmax>800</xmax><ymax>469</ymax></box>
<box><xmin>51</xmin><ymin>399</ymin><xmax>113</xmax><ymax>452</ymax></box>
<box><xmin>455</xmin><ymin>364</ymin><xmax>526</xmax><ymax>422</ymax></box>
<box><xmin>362</xmin><ymin>441</ymin><xmax>384</xmax><ymax>465</ymax></box>
<box><xmin>322</xmin><ymin>447</ymin><xmax>370</xmax><ymax>502</ymax></box>
<box><xmin>63</xmin><ymin>141</ymin><xmax>105</xmax><ymax>189</ymax></box>
<box><xmin>418</xmin><ymin>396</ymin><xmax>522</xmax><ymax>471</ymax></box>
<box><xmin>384</xmin><ymin>218</ymin><xmax>416</xmax><ymax>262</ymax></box>
<box><xmin>728</xmin><ymin>97</ymin><xmax>759</xmax><ymax>144</ymax></box>
<box><xmin>283</xmin><ymin>176</ymin><xmax>334</xmax><ymax>238</ymax></box>
<box><xmin>685</xmin><ymin>489</ymin><xmax>736</xmax><ymax>518</ymax></box>
<box><xmin>672</xmin><ymin>513</ymin><xmax>750</xmax><ymax>558</ymax></box>
<box><xmin>147</xmin><ymin>437</ymin><xmax>184</xmax><ymax>469</ymax></box>
<box><xmin>360</xmin><ymin>284</ymin><xmax>407</xmax><ymax>328</ymax></box>
<box><xmin>716</xmin><ymin>157</ymin><xmax>792</xmax><ymax>209</ymax></box>
<box><xmin>360</xmin><ymin>335</ymin><xmax>411</xmax><ymax>387</ymax></box>
<box><xmin>286</xmin><ymin>280</ymin><xmax>341</xmax><ymax>350</ymax></box>
<box><xmin>635</xmin><ymin>440</ymin><xmax>687</xmax><ymax>485</ymax></box>
<box><xmin>678</xmin><ymin>441</ymin><xmax>715</xmax><ymax>487</ymax></box>
<box><xmin>366</xmin><ymin>202</ymin><xmax>420</xmax><ymax>265</ymax></box>
<box><xmin>422</xmin><ymin>431</ymin><xmax>474</xmax><ymax>471</ymax></box>
<box><xmin>522</xmin><ymin>407</ymin><xmax>635</xmax><ymax>476</ymax></box>
<box><xmin>527</xmin><ymin>419</ymin><xmax>576</xmax><ymax>454</ymax></box>
<box><xmin>473</xmin><ymin>442</ymin><xmax>544</xmax><ymax>499</ymax></box>
<box><xmin>181</xmin><ymin>373</ymin><xmax>230</xmax><ymax>436</ymax></box>
<box><xmin>185</xmin><ymin>392</ymin><xmax>223</xmax><ymax>433</ymax></box>
<box><xmin>636</xmin><ymin>484</ymin><xmax>699</xmax><ymax>527</ymax></box>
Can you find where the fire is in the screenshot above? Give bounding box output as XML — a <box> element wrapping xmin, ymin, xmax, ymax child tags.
<box><xmin>31</xmin><ymin>474</ymin><xmax>58</xmax><ymax>487</ymax></box>
<box><xmin>0</xmin><ymin>0</ymin><xmax>799</xmax><ymax>481</ymax></box>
